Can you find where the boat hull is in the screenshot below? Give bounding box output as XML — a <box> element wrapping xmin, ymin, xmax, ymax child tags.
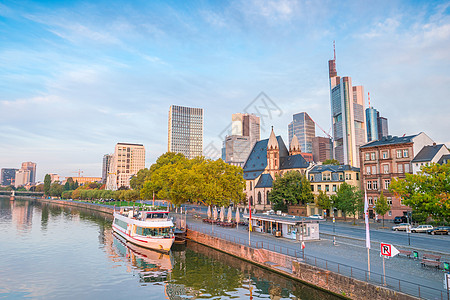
<box><xmin>112</xmin><ymin>224</ymin><xmax>174</xmax><ymax>252</ymax></box>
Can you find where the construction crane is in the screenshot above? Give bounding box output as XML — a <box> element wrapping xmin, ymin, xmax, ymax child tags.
<box><xmin>72</xmin><ymin>169</ymin><xmax>84</xmax><ymax>177</ymax></box>
<box><xmin>309</xmin><ymin>116</ymin><xmax>333</xmax><ymax>141</ymax></box>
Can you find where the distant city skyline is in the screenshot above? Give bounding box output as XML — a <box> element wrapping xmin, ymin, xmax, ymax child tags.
<box><xmin>1</xmin><ymin>1</ymin><xmax>450</xmax><ymax>180</ymax></box>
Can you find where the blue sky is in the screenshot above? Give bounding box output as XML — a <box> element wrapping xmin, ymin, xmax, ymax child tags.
<box><xmin>1</xmin><ymin>0</ymin><xmax>450</xmax><ymax>181</ymax></box>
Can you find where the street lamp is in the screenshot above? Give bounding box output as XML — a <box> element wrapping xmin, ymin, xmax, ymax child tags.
<box><xmin>332</xmin><ymin>204</ymin><xmax>336</xmax><ymax>246</ymax></box>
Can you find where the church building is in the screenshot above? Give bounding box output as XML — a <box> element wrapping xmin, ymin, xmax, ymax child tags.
<box><xmin>243</xmin><ymin>128</ymin><xmax>312</xmax><ymax>211</ymax></box>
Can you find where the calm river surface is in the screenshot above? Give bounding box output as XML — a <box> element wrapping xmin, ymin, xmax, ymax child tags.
<box><xmin>0</xmin><ymin>197</ymin><xmax>338</xmax><ymax>299</ymax></box>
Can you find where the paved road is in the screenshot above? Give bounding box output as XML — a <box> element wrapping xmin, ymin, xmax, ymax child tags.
<box><xmin>176</xmin><ymin>205</ymin><xmax>449</xmax><ymax>299</ymax></box>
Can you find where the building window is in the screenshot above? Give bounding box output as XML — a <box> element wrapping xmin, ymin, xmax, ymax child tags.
<box><xmin>388</xmin><ymin>211</ymin><xmax>392</xmax><ymax>216</ymax></box>
<box><xmin>318</xmin><ymin>185</ymin><xmax>322</xmax><ymax>191</ymax></box>
<box><xmin>356</xmin><ymin>173</ymin><xmax>359</xmax><ymax>180</ymax></box>
<box><xmin>396</xmin><ymin>150</ymin><xmax>402</xmax><ymax>158</ymax></box>
<box><xmin>371</xmin><ymin>152</ymin><xmax>376</xmax><ymax>160</ymax></box>
<box><xmin>397</xmin><ymin>164</ymin><xmax>403</xmax><ymax>173</ymax></box>
<box><xmin>387</xmin><ymin>197</ymin><xmax>392</xmax><ymax>205</ymax></box>
<box><xmin>257</xmin><ymin>192</ymin><xmax>262</xmax><ymax>204</ymax></box>
<box><xmin>250</xmin><ymin>182</ymin><xmax>252</xmax><ymax>191</ymax></box>
<box><xmin>325</xmin><ymin>185</ymin><xmax>329</xmax><ymax>192</ymax></box>
<box><xmin>368</xmin><ymin>197</ymin><xmax>373</xmax><ymax>205</ymax></box>
<box><xmin>373</xmin><ymin>180</ymin><xmax>378</xmax><ymax>190</ymax></box>
<box><xmin>365</xmin><ymin>153</ymin><xmax>370</xmax><ymax>161</ymax></box>
<box><xmin>382</xmin><ymin>151</ymin><xmax>388</xmax><ymax>159</ymax></box>
<box><xmin>310</xmin><ymin>175</ymin><xmax>313</xmax><ymax>181</ymax></box>
<box><xmin>339</xmin><ymin>174</ymin><xmax>343</xmax><ymax>180</ymax></box>
<box><xmin>322</xmin><ymin>173</ymin><xmax>331</xmax><ymax>181</ymax></box>
<box><xmin>404</xmin><ymin>163</ymin><xmax>410</xmax><ymax>173</ymax></box>
<box><xmin>311</xmin><ymin>185</ymin><xmax>314</xmax><ymax>192</ymax></box>
<box><xmin>367</xmin><ymin>181</ymin><xmax>372</xmax><ymax>190</ymax></box>
<box><xmin>384</xmin><ymin>179</ymin><xmax>390</xmax><ymax>190</ymax></box>
<box><xmin>332</xmin><ymin>185</ymin><xmax>337</xmax><ymax>192</ymax></box>
<box><xmin>366</xmin><ymin>166</ymin><xmax>371</xmax><ymax>175</ymax></box>
<box><xmin>345</xmin><ymin>173</ymin><xmax>352</xmax><ymax>180</ymax></box>
<box><xmin>403</xmin><ymin>149</ymin><xmax>409</xmax><ymax>158</ymax></box>
<box><xmin>374</xmin><ymin>196</ymin><xmax>378</xmax><ymax>203</ymax></box>
<box><xmin>383</xmin><ymin>164</ymin><xmax>389</xmax><ymax>174</ymax></box>
<box><xmin>372</xmin><ymin>165</ymin><xmax>377</xmax><ymax>174</ymax></box>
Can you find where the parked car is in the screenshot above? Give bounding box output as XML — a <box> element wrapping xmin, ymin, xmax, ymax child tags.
<box><xmin>309</xmin><ymin>214</ymin><xmax>324</xmax><ymax>219</ymax></box>
<box><xmin>411</xmin><ymin>224</ymin><xmax>433</xmax><ymax>233</ymax></box>
<box><xmin>392</xmin><ymin>223</ymin><xmax>411</xmax><ymax>231</ymax></box>
<box><xmin>393</xmin><ymin>216</ymin><xmax>408</xmax><ymax>224</ymax></box>
<box><xmin>427</xmin><ymin>226</ymin><xmax>450</xmax><ymax>235</ymax></box>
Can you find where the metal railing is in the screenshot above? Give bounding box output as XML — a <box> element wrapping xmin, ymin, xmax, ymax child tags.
<box><xmin>187</xmin><ymin>224</ymin><xmax>448</xmax><ymax>300</ymax></box>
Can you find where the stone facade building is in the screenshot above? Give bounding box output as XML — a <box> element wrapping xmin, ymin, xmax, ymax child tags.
<box><xmin>359</xmin><ymin>133</ymin><xmax>434</xmax><ymax>220</ymax></box>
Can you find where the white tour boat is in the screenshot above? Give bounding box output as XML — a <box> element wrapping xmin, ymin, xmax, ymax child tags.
<box><xmin>112</xmin><ymin>207</ymin><xmax>175</xmax><ymax>252</ymax></box>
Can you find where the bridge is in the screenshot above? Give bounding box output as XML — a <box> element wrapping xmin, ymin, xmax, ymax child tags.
<box><xmin>0</xmin><ymin>190</ymin><xmax>44</xmax><ymax>197</ymax></box>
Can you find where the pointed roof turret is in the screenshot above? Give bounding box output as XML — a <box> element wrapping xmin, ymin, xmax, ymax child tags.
<box><xmin>267</xmin><ymin>126</ymin><xmax>278</xmax><ymax>150</ymax></box>
<box><xmin>290</xmin><ymin>134</ymin><xmax>301</xmax><ymax>152</ymax></box>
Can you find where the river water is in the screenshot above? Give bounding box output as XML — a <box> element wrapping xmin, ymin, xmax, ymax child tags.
<box><xmin>0</xmin><ymin>197</ymin><xmax>338</xmax><ymax>299</ymax></box>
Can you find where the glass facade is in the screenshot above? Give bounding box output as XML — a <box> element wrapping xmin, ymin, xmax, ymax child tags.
<box><xmin>288</xmin><ymin>112</ymin><xmax>315</xmax><ymax>153</ymax></box>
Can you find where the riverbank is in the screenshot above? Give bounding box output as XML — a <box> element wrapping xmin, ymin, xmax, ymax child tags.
<box><xmin>31</xmin><ymin>198</ymin><xmax>418</xmax><ymax>300</ymax></box>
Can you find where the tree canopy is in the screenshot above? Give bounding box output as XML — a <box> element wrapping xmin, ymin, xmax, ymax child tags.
<box><xmin>323</xmin><ymin>159</ymin><xmax>340</xmax><ymax>166</ymax></box>
<box><xmin>268</xmin><ymin>171</ymin><xmax>314</xmax><ymax>212</ymax></box>
<box><xmin>331</xmin><ymin>182</ymin><xmax>363</xmax><ymax>223</ymax></box>
<box><xmin>316</xmin><ymin>190</ymin><xmax>331</xmax><ymax>211</ymax></box>
<box><xmin>43</xmin><ymin>174</ymin><xmax>51</xmax><ymax>196</ymax></box>
<box><xmin>390</xmin><ymin>162</ymin><xmax>450</xmax><ymax>223</ymax></box>
<box><xmin>374</xmin><ymin>191</ymin><xmax>390</xmax><ymax>227</ymax></box>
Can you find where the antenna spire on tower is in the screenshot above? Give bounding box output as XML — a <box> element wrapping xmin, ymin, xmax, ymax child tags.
<box><xmin>333</xmin><ymin>40</ymin><xmax>336</xmax><ymax>60</ymax></box>
<box><xmin>368</xmin><ymin>92</ymin><xmax>371</xmax><ymax>108</ymax></box>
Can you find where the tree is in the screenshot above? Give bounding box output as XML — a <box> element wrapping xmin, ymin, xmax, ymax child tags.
<box><xmin>331</xmin><ymin>182</ymin><xmax>363</xmax><ymax>224</ymax></box>
<box><xmin>374</xmin><ymin>191</ymin><xmax>390</xmax><ymax>227</ymax></box>
<box><xmin>44</xmin><ymin>174</ymin><xmax>51</xmax><ymax>196</ymax></box>
<box><xmin>268</xmin><ymin>171</ymin><xmax>314</xmax><ymax>212</ymax></box>
<box><xmin>35</xmin><ymin>184</ymin><xmax>44</xmax><ymax>192</ymax></box>
<box><xmin>130</xmin><ymin>168</ymin><xmax>152</xmax><ymax>190</ymax></box>
<box><xmin>49</xmin><ymin>182</ymin><xmax>64</xmax><ymax>197</ymax></box>
<box><xmin>323</xmin><ymin>159</ymin><xmax>340</xmax><ymax>166</ymax></box>
<box><xmin>390</xmin><ymin>162</ymin><xmax>450</xmax><ymax>223</ymax></box>
<box><xmin>316</xmin><ymin>190</ymin><xmax>331</xmax><ymax>217</ymax></box>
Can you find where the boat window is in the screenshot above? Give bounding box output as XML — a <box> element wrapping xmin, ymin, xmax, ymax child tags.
<box><xmin>136</xmin><ymin>226</ymin><xmax>172</xmax><ymax>237</ymax></box>
<box><xmin>114</xmin><ymin>218</ymin><xmax>127</xmax><ymax>230</ymax></box>
<box><xmin>147</xmin><ymin>213</ymin><xmax>168</xmax><ymax>219</ymax></box>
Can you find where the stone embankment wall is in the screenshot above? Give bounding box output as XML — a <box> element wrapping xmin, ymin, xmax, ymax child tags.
<box><xmin>35</xmin><ymin>198</ymin><xmax>114</xmax><ymax>215</ymax></box>
<box><xmin>187</xmin><ymin>230</ymin><xmax>417</xmax><ymax>300</ymax></box>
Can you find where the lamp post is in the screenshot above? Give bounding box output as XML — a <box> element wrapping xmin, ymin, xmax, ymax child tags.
<box><xmin>332</xmin><ymin>205</ymin><xmax>336</xmax><ymax>246</ymax></box>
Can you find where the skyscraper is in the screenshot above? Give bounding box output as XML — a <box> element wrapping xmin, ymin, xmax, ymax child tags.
<box><xmin>106</xmin><ymin>143</ymin><xmax>145</xmax><ymax>190</ymax></box>
<box><xmin>168</xmin><ymin>105</ymin><xmax>203</xmax><ymax>159</ymax></box>
<box><xmin>102</xmin><ymin>154</ymin><xmax>112</xmax><ymax>184</ymax></box>
<box><xmin>224</xmin><ymin>113</ymin><xmax>260</xmax><ymax>167</ymax></box>
<box><xmin>328</xmin><ymin>49</ymin><xmax>367</xmax><ymax>167</ymax></box>
<box><xmin>21</xmin><ymin>162</ymin><xmax>36</xmax><ymax>184</ymax></box>
<box><xmin>1</xmin><ymin>168</ymin><xmax>17</xmax><ymax>186</ymax></box>
<box><xmin>288</xmin><ymin>112</ymin><xmax>315</xmax><ymax>154</ymax></box>
<box><xmin>312</xmin><ymin>137</ymin><xmax>332</xmax><ymax>163</ymax></box>
<box><xmin>366</xmin><ymin>106</ymin><xmax>389</xmax><ymax>142</ymax></box>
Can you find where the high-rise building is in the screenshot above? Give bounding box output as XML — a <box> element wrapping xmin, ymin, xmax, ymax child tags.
<box><xmin>224</xmin><ymin>113</ymin><xmax>260</xmax><ymax>167</ymax></box>
<box><xmin>106</xmin><ymin>143</ymin><xmax>145</xmax><ymax>190</ymax></box>
<box><xmin>288</xmin><ymin>112</ymin><xmax>315</xmax><ymax>154</ymax></box>
<box><xmin>328</xmin><ymin>50</ymin><xmax>367</xmax><ymax>167</ymax></box>
<box><xmin>312</xmin><ymin>137</ymin><xmax>333</xmax><ymax>163</ymax></box>
<box><xmin>366</xmin><ymin>106</ymin><xmax>389</xmax><ymax>142</ymax></box>
<box><xmin>15</xmin><ymin>169</ymin><xmax>31</xmax><ymax>188</ymax></box>
<box><xmin>21</xmin><ymin>162</ymin><xmax>36</xmax><ymax>184</ymax></box>
<box><xmin>168</xmin><ymin>105</ymin><xmax>203</xmax><ymax>159</ymax></box>
<box><xmin>102</xmin><ymin>154</ymin><xmax>112</xmax><ymax>184</ymax></box>
<box><xmin>1</xmin><ymin>168</ymin><xmax>17</xmax><ymax>186</ymax></box>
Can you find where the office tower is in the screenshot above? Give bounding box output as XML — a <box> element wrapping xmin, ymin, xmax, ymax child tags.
<box><xmin>168</xmin><ymin>105</ymin><xmax>203</xmax><ymax>159</ymax></box>
<box><xmin>328</xmin><ymin>49</ymin><xmax>367</xmax><ymax>167</ymax></box>
<box><xmin>225</xmin><ymin>113</ymin><xmax>260</xmax><ymax>167</ymax></box>
<box><xmin>21</xmin><ymin>162</ymin><xmax>36</xmax><ymax>184</ymax></box>
<box><xmin>102</xmin><ymin>154</ymin><xmax>112</xmax><ymax>184</ymax></box>
<box><xmin>377</xmin><ymin>116</ymin><xmax>388</xmax><ymax>140</ymax></box>
<box><xmin>15</xmin><ymin>169</ymin><xmax>31</xmax><ymax>188</ymax></box>
<box><xmin>366</xmin><ymin>106</ymin><xmax>389</xmax><ymax>143</ymax></box>
<box><xmin>106</xmin><ymin>143</ymin><xmax>145</xmax><ymax>190</ymax></box>
<box><xmin>312</xmin><ymin>137</ymin><xmax>332</xmax><ymax>163</ymax></box>
<box><xmin>288</xmin><ymin>112</ymin><xmax>315</xmax><ymax>154</ymax></box>
<box><xmin>1</xmin><ymin>168</ymin><xmax>17</xmax><ymax>186</ymax></box>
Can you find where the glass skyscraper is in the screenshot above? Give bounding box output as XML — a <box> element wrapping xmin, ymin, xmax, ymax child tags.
<box><xmin>288</xmin><ymin>112</ymin><xmax>315</xmax><ymax>153</ymax></box>
<box><xmin>366</xmin><ymin>106</ymin><xmax>389</xmax><ymax>142</ymax></box>
<box><xmin>168</xmin><ymin>105</ymin><xmax>203</xmax><ymax>159</ymax></box>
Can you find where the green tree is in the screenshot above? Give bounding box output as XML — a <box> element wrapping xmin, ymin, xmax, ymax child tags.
<box><xmin>323</xmin><ymin>159</ymin><xmax>340</xmax><ymax>166</ymax></box>
<box><xmin>331</xmin><ymin>182</ymin><xmax>363</xmax><ymax>224</ymax></box>
<box><xmin>390</xmin><ymin>162</ymin><xmax>450</xmax><ymax>223</ymax></box>
<box><xmin>43</xmin><ymin>174</ymin><xmax>51</xmax><ymax>196</ymax></box>
<box><xmin>268</xmin><ymin>171</ymin><xmax>314</xmax><ymax>212</ymax></box>
<box><xmin>130</xmin><ymin>168</ymin><xmax>152</xmax><ymax>190</ymax></box>
<box><xmin>316</xmin><ymin>190</ymin><xmax>331</xmax><ymax>216</ymax></box>
<box><xmin>374</xmin><ymin>191</ymin><xmax>390</xmax><ymax>227</ymax></box>
<box><xmin>49</xmin><ymin>182</ymin><xmax>64</xmax><ymax>197</ymax></box>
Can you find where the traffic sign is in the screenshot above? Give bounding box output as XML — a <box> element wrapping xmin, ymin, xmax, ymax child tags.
<box><xmin>380</xmin><ymin>243</ymin><xmax>400</xmax><ymax>257</ymax></box>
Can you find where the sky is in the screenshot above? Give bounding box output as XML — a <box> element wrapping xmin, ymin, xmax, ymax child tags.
<box><xmin>1</xmin><ymin>0</ymin><xmax>450</xmax><ymax>182</ymax></box>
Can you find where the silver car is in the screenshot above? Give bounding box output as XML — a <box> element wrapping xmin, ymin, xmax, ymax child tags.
<box><xmin>392</xmin><ymin>223</ymin><xmax>411</xmax><ymax>231</ymax></box>
<box><xmin>411</xmin><ymin>224</ymin><xmax>433</xmax><ymax>233</ymax></box>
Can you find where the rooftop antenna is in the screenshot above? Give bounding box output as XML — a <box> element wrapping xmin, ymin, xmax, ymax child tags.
<box><xmin>333</xmin><ymin>40</ymin><xmax>336</xmax><ymax>60</ymax></box>
<box><xmin>368</xmin><ymin>92</ymin><xmax>371</xmax><ymax>108</ymax></box>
